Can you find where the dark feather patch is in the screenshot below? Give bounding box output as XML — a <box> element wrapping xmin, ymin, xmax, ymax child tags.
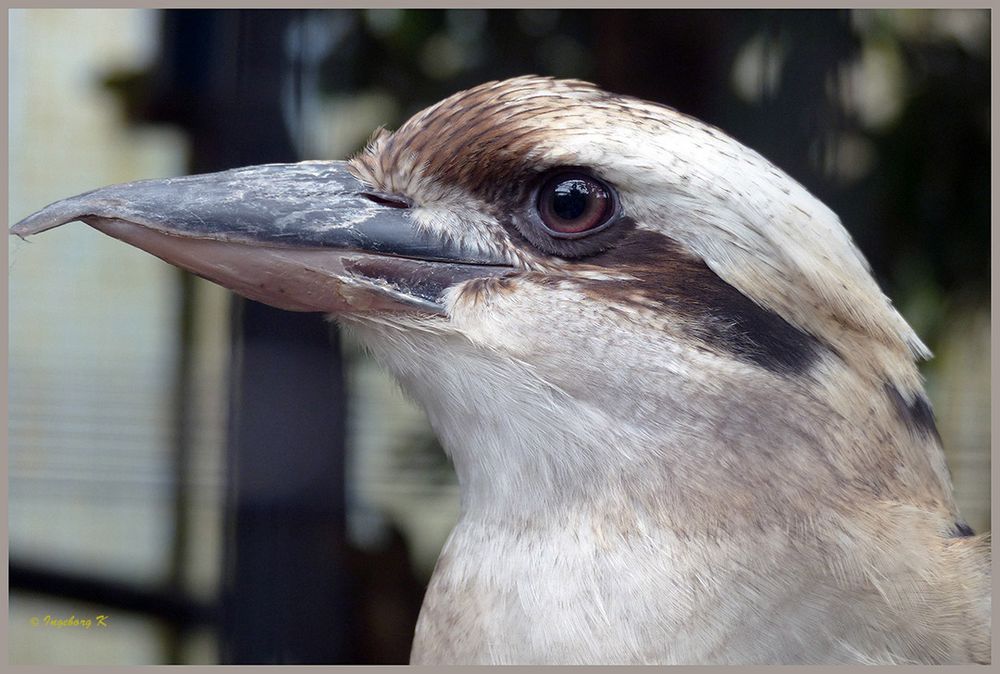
<box><xmin>951</xmin><ymin>520</ymin><xmax>975</xmax><ymax>537</ymax></box>
<box><xmin>885</xmin><ymin>383</ymin><xmax>942</xmax><ymax>441</ymax></box>
<box><xmin>576</xmin><ymin>230</ymin><xmax>822</xmax><ymax>375</ymax></box>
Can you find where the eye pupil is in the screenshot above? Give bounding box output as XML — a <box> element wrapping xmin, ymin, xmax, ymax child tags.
<box><xmin>537</xmin><ymin>172</ymin><xmax>616</xmax><ymax>238</ymax></box>
<box><xmin>552</xmin><ymin>180</ymin><xmax>589</xmax><ymax>221</ymax></box>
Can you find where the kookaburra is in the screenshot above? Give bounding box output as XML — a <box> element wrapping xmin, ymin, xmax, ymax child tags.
<box><xmin>12</xmin><ymin>76</ymin><xmax>990</xmax><ymax>664</ymax></box>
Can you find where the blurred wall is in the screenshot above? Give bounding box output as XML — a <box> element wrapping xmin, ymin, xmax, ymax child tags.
<box><xmin>9</xmin><ymin>8</ymin><xmax>225</xmax><ymax>664</ymax></box>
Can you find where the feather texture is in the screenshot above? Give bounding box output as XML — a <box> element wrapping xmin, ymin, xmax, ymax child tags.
<box><xmin>345</xmin><ymin>77</ymin><xmax>989</xmax><ymax>664</ymax></box>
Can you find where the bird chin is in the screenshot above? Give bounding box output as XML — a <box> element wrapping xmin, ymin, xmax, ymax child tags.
<box><xmin>84</xmin><ymin>216</ymin><xmax>505</xmax><ymax>316</ymax></box>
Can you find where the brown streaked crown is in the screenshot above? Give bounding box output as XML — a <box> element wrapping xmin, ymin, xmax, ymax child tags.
<box><xmin>349</xmin><ymin>76</ymin><xmax>650</xmax><ymax>205</ymax></box>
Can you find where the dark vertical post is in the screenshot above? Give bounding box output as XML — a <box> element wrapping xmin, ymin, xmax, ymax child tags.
<box><xmin>146</xmin><ymin>9</ymin><xmax>352</xmax><ymax>663</ymax></box>
<box><xmin>164</xmin><ymin>269</ymin><xmax>196</xmax><ymax>664</ymax></box>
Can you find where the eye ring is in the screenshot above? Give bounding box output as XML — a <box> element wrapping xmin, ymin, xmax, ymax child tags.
<box><xmin>533</xmin><ymin>171</ymin><xmax>619</xmax><ymax>239</ymax></box>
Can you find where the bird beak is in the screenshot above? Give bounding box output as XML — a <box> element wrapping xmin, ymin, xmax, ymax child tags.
<box><xmin>10</xmin><ymin>161</ymin><xmax>512</xmax><ymax>315</ymax></box>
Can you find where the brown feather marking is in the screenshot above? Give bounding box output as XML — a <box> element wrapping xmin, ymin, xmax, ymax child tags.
<box><xmin>350</xmin><ymin>77</ymin><xmax>623</xmax><ymax>203</ymax></box>
<box><xmin>570</xmin><ymin>230</ymin><xmax>824</xmax><ymax>375</ymax></box>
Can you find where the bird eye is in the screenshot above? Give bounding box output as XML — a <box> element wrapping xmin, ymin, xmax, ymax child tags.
<box><xmin>536</xmin><ymin>172</ymin><xmax>615</xmax><ymax>238</ymax></box>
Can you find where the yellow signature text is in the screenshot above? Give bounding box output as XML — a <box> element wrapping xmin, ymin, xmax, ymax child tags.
<box><xmin>29</xmin><ymin>614</ymin><xmax>109</xmax><ymax>629</ymax></box>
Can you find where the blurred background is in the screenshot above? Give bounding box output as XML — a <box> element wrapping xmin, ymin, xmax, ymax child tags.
<box><xmin>7</xmin><ymin>8</ymin><xmax>990</xmax><ymax>665</ymax></box>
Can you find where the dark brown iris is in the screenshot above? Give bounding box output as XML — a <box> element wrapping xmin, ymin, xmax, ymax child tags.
<box><xmin>537</xmin><ymin>172</ymin><xmax>614</xmax><ymax>237</ymax></box>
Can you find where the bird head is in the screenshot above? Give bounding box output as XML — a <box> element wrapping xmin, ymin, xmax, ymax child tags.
<box><xmin>11</xmin><ymin>76</ymin><xmax>956</xmax><ymax>525</ymax></box>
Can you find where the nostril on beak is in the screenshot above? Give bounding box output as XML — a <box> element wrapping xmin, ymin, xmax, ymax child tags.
<box><xmin>361</xmin><ymin>191</ymin><xmax>412</xmax><ymax>209</ymax></box>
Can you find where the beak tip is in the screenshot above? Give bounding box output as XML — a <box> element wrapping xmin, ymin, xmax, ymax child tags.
<box><xmin>10</xmin><ymin>197</ymin><xmax>90</xmax><ymax>238</ymax></box>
